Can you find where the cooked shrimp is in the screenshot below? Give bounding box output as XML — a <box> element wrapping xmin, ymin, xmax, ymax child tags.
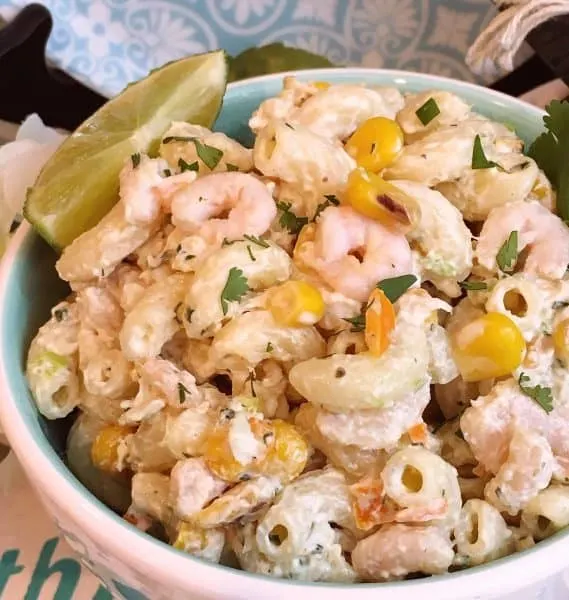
<box><xmin>295</xmin><ymin>206</ymin><xmax>413</xmax><ymax>302</ymax></box>
<box><xmin>460</xmin><ymin>379</ymin><xmax>569</xmax><ymax>475</ymax></box>
<box><xmin>170</xmin><ymin>172</ymin><xmax>276</xmax><ymax>244</ymax></box>
<box><xmin>290</xmin><ymin>85</ymin><xmax>404</xmax><ymax>141</ymax></box>
<box><xmin>119</xmin><ymin>155</ymin><xmax>169</xmax><ymax>225</ymax></box>
<box><xmin>476</xmin><ymin>201</ymin><xmax>569</xmax><ymax>280</ymax></box>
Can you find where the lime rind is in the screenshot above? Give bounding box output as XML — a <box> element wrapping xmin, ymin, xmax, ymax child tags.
<box><xmin>25</xmin><ymin>50</ymin><xmax>227</xmax><ymax>249</ymax></box>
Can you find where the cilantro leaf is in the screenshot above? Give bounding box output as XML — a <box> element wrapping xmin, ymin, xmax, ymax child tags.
<box><xmin>471</xmin><ymin>135</ymin><xmax>501</xmax><ymax>170</ymax></box>
<box><xmin>415</xmin><ymin>98</ymin><xmax>440</xmax><ymax>126</ymax></box>
<box><xmin>178</xmin><ymin>382</ymin><xmax>191</xmax><ymax>404</ymax></box>
<box><xmin>518</xmin><ymin>373</ymin><xmax>554</xmax><ymax>413</ymax></box>
<box><xmin>460</xmin><ymin>280</ymin><xmax>488</xmax><ymax>291</ymax></box>
<box><xmin>179</xmin><ymin>158</ymin><xmax>199</xmax><ymax>172</ymax></box>
<box><xmin>276</xmin><ymin>201</ymin><xmax>308</xmax><ymax>234</ymax></box>
<box><xmin>243</xmin><ymin>234</ymin><xmax>269</xmax><ymax>248</ymax></box>
<box><xmin>344</xmin><ymin>313</ymin><xmax>366</xmax><ymax>332</ymax></box>
<box><xmin>226</xmin><ymin>163</ymin><xmax>239</xmax><ymax>172</ymax></box>
<box><xmin>220</xmin><ymin>267</ymin><xmax>249</xmax><ymax>315</ymax></box>
<box><xmin>313</xmin><ymin>194</ymin><xmax>340</xmax><ymax>220</ymax></box>
<box><xmin>193</xmin><ymin>139</ymin><xmax>223</xmax><ymax>170</ymax></box>
<box><xmin>528</xmin><ymin>100</ymin><xmax>569</xmax><ymax>222</ymax></box>
<box><xmin>496</xmin><ymin>231</ymin><xmax>519</xmax><ymax>273</ymax></box>
<box><xmin>377</xmin><ymin>274</ymin><xmax>417</xmax><ymax>303</ymax></box>
<box><xmin>266</xmin><ymin>342</ymin><xmax>274</xmax><ymax>353</ymax></box>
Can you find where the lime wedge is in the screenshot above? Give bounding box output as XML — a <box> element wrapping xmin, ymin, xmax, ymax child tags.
<box><xmin>24</xmin><ymin>50</ymin><xmax>227</xmax><ymax>249</ymax></box>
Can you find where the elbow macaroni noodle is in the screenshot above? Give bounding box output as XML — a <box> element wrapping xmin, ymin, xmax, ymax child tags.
<box><xmin>27</xmin><ymin>78</ymin><xmax>569</xmax><ymax>581</ymax></box>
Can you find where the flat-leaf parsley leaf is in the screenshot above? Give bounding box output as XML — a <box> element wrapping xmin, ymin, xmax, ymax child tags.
<box><xmin>518</xmin><ymin>373</ymin><xmax>553</xmax><ymax>413</ymax></box>
<box><xmin>220</xmin><ymin>267</ymin><xmax>249</xmax><ymax>315</ymax></box>
<box><xmin>528</xmin><ymin>100</ymin><xmax>569</xmax><ymax>222</ymax></box>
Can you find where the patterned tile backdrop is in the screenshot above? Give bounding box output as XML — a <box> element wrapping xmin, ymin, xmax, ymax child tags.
<box><xmin>0</xmin><ymin>0</ymin><xmax>497</xmax><ymax>97</ymax></box>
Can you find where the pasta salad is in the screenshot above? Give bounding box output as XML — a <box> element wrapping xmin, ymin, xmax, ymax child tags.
<box><xmin>26</xmin><ymin>77</ymin><xmax>569</xmax><ymax>583</ymax></box>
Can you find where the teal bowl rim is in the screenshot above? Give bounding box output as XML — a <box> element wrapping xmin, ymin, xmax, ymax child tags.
<box><xmin>1</xmin><ymin>67</ymin><xmax>565</xmax><ymax>597</ymax></box>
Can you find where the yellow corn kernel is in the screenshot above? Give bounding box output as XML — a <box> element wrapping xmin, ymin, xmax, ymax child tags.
<box><xmin>553</xmin><ymin>318</ymin><xmax>569</xmax><ymax>363</ymax></box>
<box><xmin>313</xmin><ymin>81</ymin><xmax>330</xmax><ymax>90</ymax></box>
<box><xmin>452</xmin><ymin>312</ymin><xmax>526</xmax><ymax>382</ymax></box>
<box><xmin>345</xmin><ymin>168</ymin><xmax>415</xmax><ymax>233</ymax></box>
<box><xmin>267</xmin><ymin>280</ymin><xmax>325</xmax><ymax>327</ymax></box>
<box><xmin>345</xmin><ymin>117</ymin><xmax>404</xmax><ymax>172</ymax></box>
<box><xmin>257</xmin><ymin>419</ymin><xmax>309</xmax><ymax>482</ymax></box>
<box><xmin>202</xmin><ymin>426</ymin><xmax>249</xmax><ymax>483</ymax></box>
<box><xmin>173</xmin><ymin>521</ymin><xmax>208</xmax><ymax>551</ymax></box>
<box><xmin>90</xmin><ymin>424</ymin><xmax>134</xmax><ymax>473</ymax></box>
<box><xmin>365</xmin><ymin>288</ymin><xmax>396</xmax><ymax>356</ymax></box>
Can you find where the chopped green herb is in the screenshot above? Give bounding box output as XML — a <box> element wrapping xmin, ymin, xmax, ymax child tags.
<box><xmin>496</xmin><ymin>231</ymin><xmax>519</xmax><ymax>273</ymax></box>
<box><xmin>415</xmin><ymin>98</ymin><xmax>440</xmax><ymax>126</ymax></box>
<box><xmin>226</xmin><ymin>163</ymin><xmax>239</xmax><ymax>172</ymax></box>
<box><xmin>220</xmin><ymin>267</ymin><xmax>249</xmax><ymax>315</ymax></box>
<box><xmin>222</xmin><ymin>237</ymin><xmax>239</xmax><ymax>246</ymax></box>
<box><xmin>471</xmin><ymin>134</ymin><xmax>501</xmax><ymax>170</ymax></box>
<box><xmin>53</xmin><ymin>308</ymin><xmax>68</xmax><ymax>322</ymax></box>
<box><xmin>460</xmin><ymin>280</ymin><xmax>488</xmax><ymax>291</ymax></box>
<box><xmin>178</xmin><ymin>382</ymin><xmax>191</xmax><ymax>404</ymax></box>
<box><xmin>245</xmin><ymin>369</ymin><xmax>257</xmax><ymax>397</ymax></box>
<box><xmin>528</xmin><ymin>100</ymin><xmax>569</xmax><ymax>222</ymax></box>
<box><xmin>518</xmin><ymin>373</ymin><xmax>554</xmax><ymax>413</ymax></box>
<box><xmin>266</xmin><ymin>342</ymin><xmax>274</xmax><ymax>353</ymax></box>
<box><xmin>276</xmin><ymin>200</ymin><xmax>308</xmax><ymax>234</ymax></box>
<box><xmin>377</xmin><ymin>274</ymin><xmax>417</xmax><ymax>303</ymax></box>
<box><xmin>246</xmin><ymin>245</ymin><xmax>256</xmax><ymax>262</ymax></box>
<box><xmin>163</xmin><ymin>168</ymin><xmax>172</xmax><ymax>177</ymax></box>
<box><xmin>185</xmin><ymin>307</ymin><xmax>194</xmax><ymax>323</ymax></box>
<box><xmin>178</xmin><ymin>158</ymin><xmax>199</xmax><ymax>172</ymax></box>
<box><xmin>313</xmin><ymin>194</ymin><xmax>340</xmax><ymax>220</ymax></box>
<box><xmin>553</xmin><ymin>301</ymin><xmax>569</xmax><ymax>310</ymax></box>
<box><xmin>131</xmin><ymin>153</ymin><xmax>141</xmax><ymax>168</ymax></box>
<box><xmin>343</xmin><ymin>313</ymin><xmax>366</xmax><ymax>333</ymax></box>
<box><xmin>194</xmin><ymin>139</ymin><xmax>223</xmax><ymax>170</ymax></box>
<box><xmin>162</xmin><ymin>135</ymin><xmax>195</xmax><ymax>144</ymax></box>
<box><xmin>243</xmin><ymin>234</ymin><xmax>269</xmax><ymax>248</ymax></box>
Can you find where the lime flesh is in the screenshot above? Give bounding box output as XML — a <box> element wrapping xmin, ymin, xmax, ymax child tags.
<box><xmin>24</xmin><ymin>50</ymin><xmax>227</xmax><ymax>249</ymax></box>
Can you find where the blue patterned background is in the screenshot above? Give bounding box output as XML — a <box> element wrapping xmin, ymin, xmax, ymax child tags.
<box><xmin>0</xmin><ymin>0</ymin><xmax>496</xmax><ymax>98</ymax></box>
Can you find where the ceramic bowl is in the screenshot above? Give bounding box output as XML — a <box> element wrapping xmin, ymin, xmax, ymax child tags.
<box><xmin>0</xmin><ymin>69</ymin><xmax>564</xmax><ymax>600</ymax></box>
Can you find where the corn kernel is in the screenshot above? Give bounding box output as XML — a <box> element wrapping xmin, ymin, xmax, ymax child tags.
<box><xmin>365</xmin><ymin>288</ymin><xmax>396</xmax><ymax>356</ymax></box>
<box><xmin>313</xmin><ymin>81</ymin><xmax>330</xmax><ymax>90</ymax></box>
<box><xmin>91</xmin><ymin>424</ymin><xmax>134</xmax><ymax>473</ymax></box>
<box><xmin>345</xmin><ymin>117</ymin><xmax>404</xmax><ymax>172</ymax></box>
<box><xmin>553</xmin><ymin>318</ymin><xmax>569</xmax><ymax>363</ymax></box>
<box><xmin>452</xmin><ymin>312</ymin><xmax>526</xmax><ymax>382</ymax></box>
<box><xmin>202</xmin><ymin>426</ymin><xmax>249</xmax><ymax>483</ymax></box>
<box><xmin>257</xmin><ymin>419</ymin><xmax>309</xmax><ymax>482</ymax></box>
<box><xmin>267</xmin><ymin>280</ymin><xmax>325</xmax><ymax>327</ymax></box>
<box><xmin>345</xmin><ymin>168</ymin><xmax>415</xmax><ymax>233</ymax></box>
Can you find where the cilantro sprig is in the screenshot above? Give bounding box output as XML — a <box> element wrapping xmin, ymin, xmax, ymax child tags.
<box><xmin>528</xmin><ymin>100</ymin><xmax>569</xmax><ymax>222</ymax></box>
<box><xmin>377</xmin><ymin>274</ymin><xmax>417</xmax><ymax>303</ymax></box>
<box><xmin>518</xmin><ymin>373</ymin><xmax>553</xmax><ymax>413</ymax></box>
<box><xmin>220</xmin><ymin>267</ymin><xmax>249</xmax><ymax>315</ymax></box>
<box><xmin>276</xmin><ymin>201</ymin><xmax>308</xmax><ymax>234</ymax></box>
<box><xmin>471</xmin><ymin>135</ymin><xmax>502</xmax><ymax>170</ymax></box>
